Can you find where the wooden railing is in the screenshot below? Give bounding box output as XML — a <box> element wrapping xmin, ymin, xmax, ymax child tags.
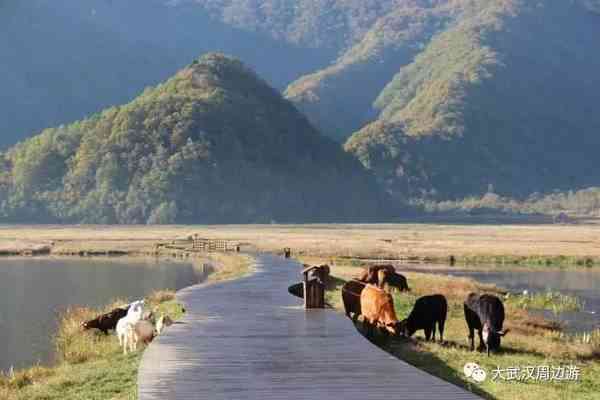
<box><xmin>156</xmin><ymin>236</ymin><xmax>238</xmax><ymax>253</ymax></box>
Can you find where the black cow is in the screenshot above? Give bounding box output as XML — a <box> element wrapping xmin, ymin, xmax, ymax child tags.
<box><xmin>341</xmin><ymin>279</ymin><xmax>366</xmax><ymax>319</ymax></box>
<box><xmin>379</xmin><ymin>269</ymin><xmax>410</xmax><ymax>292</ymax></box>
<box><xmin>82</xmin><ymin>305</ymin><xmax>130</xmax><ymax>335</ymax></box>
<box><xmin>464</xmin><ymin>293</ymin><xmax>510</xmax><ymax>355</ymax></box>
<box><xmin>398</xmin><ymin>294</ymin><xmax>447</xmax><ymax>342</ymax></box>
<box><xmin>358</xmin><ymin>265</ymin><xmax>410</xmax><ymax>292</ymax></box>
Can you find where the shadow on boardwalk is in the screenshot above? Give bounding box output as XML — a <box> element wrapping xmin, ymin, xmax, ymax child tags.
<box><xmin>138</xmin><ymin>255</ymin><xmax>483</xmax><ymax>400</ymax></box>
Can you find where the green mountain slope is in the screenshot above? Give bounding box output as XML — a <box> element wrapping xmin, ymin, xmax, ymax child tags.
<box><xmin>284</xmin><ymin>1</ymin><xmax>459</xmax><ymax>141</ymax></box>
<box><xmin>0</xmin><ymin>54</ymin><xmax>390</xmax><ymax>223</ymax></box>
<box><xmin>344</xmin><ymin>0</ymin><xmax>600</xmax><ymax>198</ymax></box>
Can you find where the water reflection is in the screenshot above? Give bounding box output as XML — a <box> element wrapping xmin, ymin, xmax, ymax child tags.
<box><xmin>0</xmin><ymin>258</ymin><xmax>207</xmax><ymax>371</ymax></box>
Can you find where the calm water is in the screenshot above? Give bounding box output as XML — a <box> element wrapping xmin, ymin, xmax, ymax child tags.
<box><xmin>417</xmin><ymin>268</ymin><xmax>600</xmax><ymax>333</ymax></box>
<box><xmin>0</xmin><ymin>258</ymin><xmax>207</xmax><ymax>372</ymax></box>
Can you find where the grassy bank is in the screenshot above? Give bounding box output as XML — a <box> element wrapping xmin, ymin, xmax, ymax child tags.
<box><xmin>3</xmin><ymin>224</ymin><xmax>600</xmax><ymax>268</ymax></box>
<box><xmin>311</xmin><ymin>257</ymin><xmax>600</xmax><ymax>400</ymax></box>
<box><xmin>0</xmin><ymin>253</ymin><xmax>253</xmax><ymax>400</ymax></box>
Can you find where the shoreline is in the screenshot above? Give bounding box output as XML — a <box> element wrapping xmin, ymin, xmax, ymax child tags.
<box><xmin>0</xmin><ymin>252</ymin><xmax>254</xmax><ymax>400</ymax></box>
<box><xmin>3</xmin><ymin>224</ymin><xmax>600</xmax><ymax>268</ymax></box>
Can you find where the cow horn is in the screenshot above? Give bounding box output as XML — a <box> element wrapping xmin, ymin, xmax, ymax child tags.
<box><xmin>497</xmin><ymin>329</ymin><xmax>510</xmax><ymax>336</ymax></box>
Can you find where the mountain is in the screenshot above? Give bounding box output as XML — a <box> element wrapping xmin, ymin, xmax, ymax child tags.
<box><xmin>342</xmin><ymin>0</ymin><xmax>600</xmax><ymax>199</ymax></box>
<box><xmin>0</xmin><ymin>54</ymin><xmax>390</xmax><ymax>224</ymax></box>
<box><xmin>4</xmin><ymin>0</ymin><xmax>600</xmax><ymax>204</ymax></box>
<box><xmin>0</xmin><ymin>0</ymin><xmax>333</xmax><ymax>149</ymax></box>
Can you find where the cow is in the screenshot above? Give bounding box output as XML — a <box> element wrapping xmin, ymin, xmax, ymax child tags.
<box><xmin>464</xmin><ymin>293</ymin><xmax>510</xmax><ymax>355</ymax></box>
<box><xmin>341</xmin><ymin>279</ymin><xmax>366</xmax><ymax>319</ymax></box>
<box><xmin>82</xmin><ymin>305</ymin><xmax>130</xmax><ymax>335</ymax></box>
<box><xmin>397</xmin><ymin>294</ymin><xmax>447</xmax><ymax>342</ymax></box>
<box><xmin>360</xmin><ymin>284</ymin><xmax>400</xmax><ymax>335</ymax></box>
<box><xmin>378</xmin><ymin>268</ymin><xmax>410</xmax><ymax>292</ymax></box>
<box><xmin>357</xmin><ymin>265</ymin><xmax>410</xmax><ymax>292</ymax></box>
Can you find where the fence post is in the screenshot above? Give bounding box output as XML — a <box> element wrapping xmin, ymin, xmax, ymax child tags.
<box><xmin>303</xmin><ymin>267</ymin><xmax>325</xmax><ymax>309</ymax></box>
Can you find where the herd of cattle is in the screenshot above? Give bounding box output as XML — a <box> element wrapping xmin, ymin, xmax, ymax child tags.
<box><xmin>342</xmin><ymin>265</ymin><xmax>509</xmax><ymax>355</ymax></box>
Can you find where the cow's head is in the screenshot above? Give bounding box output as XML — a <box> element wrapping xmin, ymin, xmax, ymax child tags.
<box><xmin>377</xmin><ymin>269</ymin><xmax>389</xmax><ymax>289</ymax></box>
<box><xmin>395</xmin><ymin>319</ymin><xmax>410</xmax><ymax>337</ymax></box>
<box><xmin>385</xmin><ymin>321</ymin><xmax>400</xmax><ymax>336</ymax></box>
<box><xmin>81</xmin><ymin>320</ymin><xmax>93</xmax><ymax>330</ymax></box>
<box><xmin>483</xmin><ymin>323</ymin><xmax>509</xmax><ymax>355</ymax></box>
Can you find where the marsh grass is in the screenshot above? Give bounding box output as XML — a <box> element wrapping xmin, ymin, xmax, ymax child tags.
<box><xmin>507</xmin><ymin>291</ymin><xmax>584</xmax><ymax>316</ymax></box>
<box><xmin>314</xmin><ymin>257</ymin><xmax>600</xmax><ymax>400</ymax></box>
<box><xmin>205</xmin><ymin>253</ymin><xmax>253</xmax><ymax>283</ymax></box>
<box><xmin>0</xmin><ymin>292</ymin><xmax>182</xmax><ymax>400</ymax></box>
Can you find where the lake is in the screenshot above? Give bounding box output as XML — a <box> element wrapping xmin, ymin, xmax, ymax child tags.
<box><xmin>413</xmin><ymin>267</ymin><xmax>600</xmax><ymax>333</ymax></box>
<box><xmin>0</xmin><ymin>258</ymin><xmax>207</xmax><ymax>372</ymax></box>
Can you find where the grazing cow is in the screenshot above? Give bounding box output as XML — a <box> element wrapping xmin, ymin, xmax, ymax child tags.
<box><xmin>82</xmin><ymin>305</ymin><xmax>130</xmax><ymax>335</ymax></box>
<box><xmin>341</xmin><ymin>279</ymin><xmax>366</xmax><ymax>318</ymax></box>
<box><xmin>378</xmin><ymin>268</ymin><xmax>410</xmax><ymax>292</ymax></box>
<box><xmin>360</xmin><ymin>284</ymin><xmax>400</xmax><ymax>335</ymax></box>
<box><xmin>358</xmin><ymin>265</ymin><xmax>410</xmax><ymax>292</ymax></box>
<box><xmin>464</xmin><ymin>293</ymin><xmax>510</xmax><ymax>355</ymax></box>
<box><xmin>398</xmin><ymin>294</ymin><xmax>447</xmax><ymax>342</ymax></box>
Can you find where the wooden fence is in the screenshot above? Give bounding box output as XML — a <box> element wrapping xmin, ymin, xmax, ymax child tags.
<box><xmin>156</xmin><ymin>236</ymin><xmax>237</xmax><ymax>253</ymax></box>
<box><xmin>192</xmin><ymin>237</ymin><xmax>230</xmax><ymax>252</ymax></box>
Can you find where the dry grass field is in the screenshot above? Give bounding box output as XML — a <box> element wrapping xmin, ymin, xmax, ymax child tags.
<box><xmin>2</xmin><ymin>224</ymin><xmax>600</xmax><ymax>265</ymax></box>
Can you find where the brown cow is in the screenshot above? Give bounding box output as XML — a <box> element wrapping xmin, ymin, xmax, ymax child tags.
<box><xmin>360</xmin><ymin>284</ymin><xmax>400</xmax><ymax>335</ymax></box>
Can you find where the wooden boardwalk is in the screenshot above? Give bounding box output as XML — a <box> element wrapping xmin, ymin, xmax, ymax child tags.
<box><xmin>138</xmin><ymin>255</ymin><xmax>482</xmax><ymax>400</ymax></box>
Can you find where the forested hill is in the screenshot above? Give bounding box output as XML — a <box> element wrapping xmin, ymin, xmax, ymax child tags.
<box><xmin>0</xmin><ymin>0</ymin><xmax>333</xmax><ymax>149</ymax></box>
<box><xmin>342</xmin><ymin>0</ymin><xmax>600</xmax><ymax>199</ymax></box>
<box><xmin>3</xmin><ymin>0</ymin><xmax>600</xmax><ymax>204</ymax></box>
<box><xmin>0</xmin><ymin>54</ymin><xmax>390</xmax><ymax>224</ymax></box>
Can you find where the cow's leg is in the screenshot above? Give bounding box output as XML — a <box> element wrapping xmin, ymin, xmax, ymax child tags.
<box><xmin>431</xmin><ymin>324</ymin><xmax>436</xmax><ymax>342</ymax></box>
<box><xmin>477</xmin><ymin>329</ymin><xmax>486</xmax><ymax>352</ymax></box>
<box><xmin>438</xmin><ymin>319</ymin><xmax>445</xmax><ymax>343</ymax></box>
<box><xmin>468</xmin><ymin>327</ymin><xmax>475</xmax><ymax>351</ymax></box>
<box><xmin>424</xmin><ymin>327</ymin><xmax>432</xmax><ymax>341</ymax></box>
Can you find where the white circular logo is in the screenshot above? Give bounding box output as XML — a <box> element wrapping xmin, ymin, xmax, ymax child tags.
<box><xmin>463</xmin><ymin>362</ymin><xmax>479</xmax><ymax>378</ymax></box>
<box><xmin>472</xmin><ymin>368</ymin><xmax>487</xmax><ymax>383</ymax></box>
<box><xmin>464</xmin><ymin>362</ymin><xmax>487</xmax><ymax>383</ymax></box>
